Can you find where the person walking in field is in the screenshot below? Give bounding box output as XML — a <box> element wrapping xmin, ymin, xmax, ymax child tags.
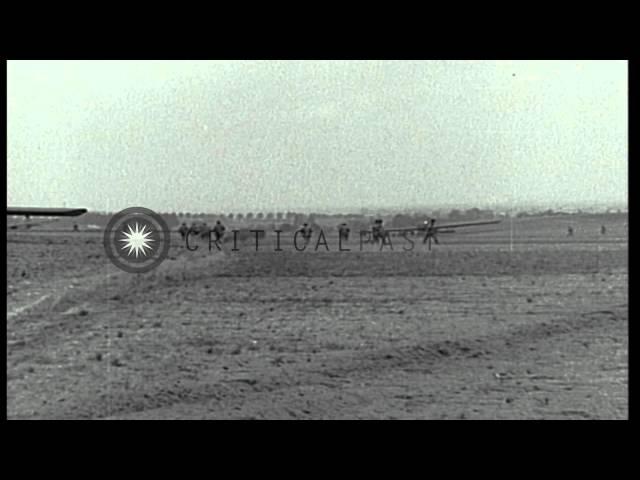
<box><xmin>178</xmin><ymin>222</ymin><xmax>189</xmax><ymax>240</ymax></box>
<box><xmin>567</xmin><ymin>226</ymin><xmax>574</xmax><ymax>237</ymax></box>
<box><xmin>213</xmin><ymin>220</ymin><xmax>226</xmax><ymax>242</ymax></box>
<box><xmin>299</xmin><ymin>223</ymin><xmax>313</xmax><ymax>245</ymax></box>
<box><xmin>338</xmin><ymin>223</ymin><xmax>350</xmax><ymax>242</ymax></box>
<box><xmin>200</xmin><ymin>222</ymin><xmax>209</xmax><ymax>239</ymax></box>
<box><xmin>371</xmin><ymin>219</ymin><xmax>384</xmax><ymax>244</ymax></box>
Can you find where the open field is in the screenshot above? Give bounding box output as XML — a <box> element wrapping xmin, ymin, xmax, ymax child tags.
<box><xmin>6</xmin><ymin>215</ymin><xmax>628</xmax><ymax>419</ymax></box>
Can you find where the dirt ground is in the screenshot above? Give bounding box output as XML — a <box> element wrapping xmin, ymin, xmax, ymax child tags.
<box><xmin>6</xmin><ymin>217</ymin><xmax>628</xmax><ymax>419</ymax></box>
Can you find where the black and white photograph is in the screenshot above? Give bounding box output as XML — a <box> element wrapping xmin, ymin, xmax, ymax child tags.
<box><xmin>6</xmin><ymin>60</ymin><xmax>628</xmax><ymax>420</ymax></box>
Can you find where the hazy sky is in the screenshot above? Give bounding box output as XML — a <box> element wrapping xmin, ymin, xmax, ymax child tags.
<box><xmin>7</xmin><ymin>60</ymin><xmax>627</xmax><ymax>213</ymax></box>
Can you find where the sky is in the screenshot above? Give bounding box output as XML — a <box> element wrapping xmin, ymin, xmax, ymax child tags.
<box><xmin>7</xmin><ymin>60</ymin><xmax>628</xmax><ymax>213</ymax></box>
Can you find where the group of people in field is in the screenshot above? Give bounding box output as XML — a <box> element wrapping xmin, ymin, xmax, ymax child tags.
<box><xmin>175</xmin><ymin>217</ymin><xmax>441</xmax><ymax>247</ymax></box>
<box><xmin>176</xmin><ymin>219</ymin><xmax>352</xmax><ymax>247</ymax></box>
<box><xmin>178</xmin><ymin>220</ymin><xmax>226</xmax><ymax>242</ymax></box>
<box><xmin>293</xmin><ymin>222</ymin><xmax>350</xmax><ymax>246</ymax></box>
<box><xmin>175</xmin><ymin>218</ymin><xmax>611</xmax><ymax>245</ymax></box>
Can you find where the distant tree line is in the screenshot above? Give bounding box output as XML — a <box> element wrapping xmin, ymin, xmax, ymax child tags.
<box><xmin>73</xmin><ymin>208</ymin><xmax>501</xmax><ymax>230</ymax></box>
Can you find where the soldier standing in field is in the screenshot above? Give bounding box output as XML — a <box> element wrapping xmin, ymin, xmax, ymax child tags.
<box><xmin>371</xmin><ymin>219</ymin><xmax>384</xmax><ymax>244</ymax></box>
<box><xmin>213</xmin><ymin>220</ymin><xmax>226</xmax><ymax>242</ymax></box>
<box><xmin>178</xmin><ymin>222</ymin><xmax>189</xmax><ymax>240</ymax></box>
<box><xmin>423</xmin><ymin>218</ymin><xmax>439</xmax><ymax>247</ymax></box>
<box><xmin>338</xmin><ymin>223</ymin><xmax>350</xmax><ymax>242</ymax></box>
<box><xmin>299</xmin><ymin>222</ymin><xmax>313</xmax><ymax>246</ymax></box>
<box><xmin>200</xmin><ymin>222</ymin><xmax>209</xmax><ymax>239</ymax></box>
